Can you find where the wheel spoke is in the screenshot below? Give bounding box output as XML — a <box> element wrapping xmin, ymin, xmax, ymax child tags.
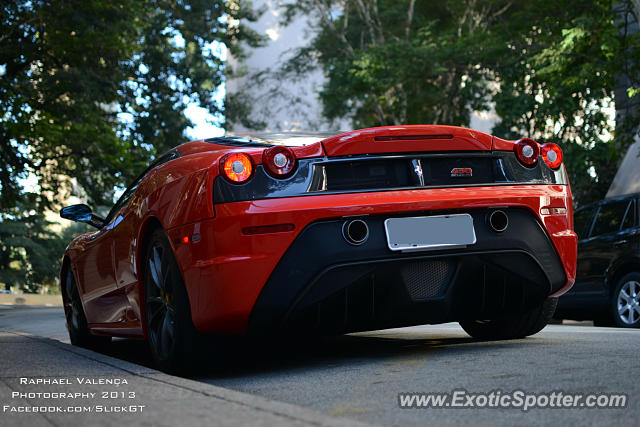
<box><xmin>65</xmin><ymin>271</ymin><xmax>76</xmax><ymax>300</ymax></box>
<box><xmin>149</xmin><ymin>304</ymin><xmax>165</xmax><ymax>328</ymax></box>
<box><xmin>148</xmin><ymin>327</ymin><xmax>160</xmax><ymax>352</ymax></box>
<box><xmin>148</xmin><ymin>259</ymin><xmax>159</xmax><ymax>290</ymax></box>
<box><xmin>631</xmin><ymin>281</ymin><xmax>639</xmax><ymax>299</ymax></box>
<box><xmin>165</xmin><ymin>312</ymin><xmax>175</xmax><ymax>341</ymax></box>
<box><xmin>70</xmin><ymin>301</ymin><xmax>81</xmax><ymax>329</ymax></box>
<box><xmin>64</xmin><ymin>304</ymin><xmax>74</xmax><ymax>323</ymax></box>
<box><xmin>618</xmin><ymin>304</ymin><xmax>628</xmax><ymax>316</ymax></box>
<box><xmin>166</xmin><ymin>304</ymin><xmax>176</xmax><ymax>316</ymax></box>
<box><xmin>147</xmin><ymin>295</ymin><xmax>164</xmax><ymax>306</ymax></box>
<box><xmin>149</xmin><ymin>246</ymin><xmax>163</xmax><ymax>290</ymax></box>
<box><xmin>620</xmin><ymin>290</ymin><xmax>631</xmax><ymax>304</ymax></box>
<box><xmin>162</xmin><ymin>263</ymin><xmax>173</xmax><ymax>298</ymax></box>
<box><xmin>159</xmin><ymin>311</ymin><xmax>173</xmax><ymax>357</ymax></box>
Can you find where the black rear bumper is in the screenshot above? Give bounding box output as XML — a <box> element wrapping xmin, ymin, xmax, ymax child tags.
<box><xmin>248</xmin><ymin>208</ymin><xmax>566</xmax><ymax>335</ymax></box>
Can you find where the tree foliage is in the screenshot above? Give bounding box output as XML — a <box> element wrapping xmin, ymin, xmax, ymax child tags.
<box><xmin>490</xmin><ymin>0</ymin><xmax>640</xmax><ymax>205</ymax></box>
<box><xmin>1</xmin><ymin>0</ymin><xmax>261</xmax><ymax>210</ymax></box>
<box><xmin>0</xmin><ymin>0</ymin><xmax>261</xmax><ymax>290</ymax></box>
<box><xmin>280</xmin><ymin>0</ymin><xmax>640</xmax><ymax>206</ymax></box>
<box><xmin>0</xmin><ymin>194</ymin><xmax>79</xmax><ymax>291</ymax></box>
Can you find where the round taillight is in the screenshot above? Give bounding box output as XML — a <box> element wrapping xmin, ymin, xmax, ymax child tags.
<box><xmin>220</xmin><ymin>153</ymin><xmax>254</xmax><ymax>183</ymax></box>
<box><xmin>513</xmin><ymin>138</ymin><xmax>539</xmax><ymax>167</ymax></box>
<box><xmin>262</xmin><ymin>146</ymin><xmax>296</xmax><ymax>178</ymax></box>
<box><xmin>541</xmin><ymin>143</ymin><xmax>563</xmax><ymax>170</ymax></box>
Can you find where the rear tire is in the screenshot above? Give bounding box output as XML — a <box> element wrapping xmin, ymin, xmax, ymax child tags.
<box><xmin>144</xmin><ymin>229</ymin><xmax>202</xmax><ymax>373</ymax></box>
<box><xmin>62</xmin><ymin>269</ymin><xmax>111</xmax><ymax>349</ymax></box>
<box><xmin>459</xmin><ymin>298</ymin><xmax>558</xmax><ymax>340</ymax></box>
<box><xmin>611</xmin><ymin>272</ymin><xmax>640</xmax><ymax>328</ymax></box>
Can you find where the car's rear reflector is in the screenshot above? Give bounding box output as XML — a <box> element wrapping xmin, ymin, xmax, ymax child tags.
<box><xmin>242</xmin><ymin>223</ymin><xmax>295</xmax><ymax>235</ymax></box>
<box><xmin>541</xmin><ymin>207</ymin><xmax>567</xmax><ymax>215</ymax></box>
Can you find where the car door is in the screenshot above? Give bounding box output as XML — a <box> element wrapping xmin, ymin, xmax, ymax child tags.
<box><xmin>73</xmin><ymin>226</ymin><xmax>119</xmax><ymax>324</ymax></box>
<box><xmin>610</xmin><ymin>197</ymin><xmax>639</xmax><ymax>276</ymax></box>
<box><xmin>579</xmin><ymin>198</ymin><xmax>632</xmax><ymax>298</ymax></box>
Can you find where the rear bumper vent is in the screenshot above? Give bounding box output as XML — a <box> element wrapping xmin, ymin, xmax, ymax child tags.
<box><xmin>401</xmin><ymin>260</ymin><xmax>456</xmax><ymax>300</ymax></box>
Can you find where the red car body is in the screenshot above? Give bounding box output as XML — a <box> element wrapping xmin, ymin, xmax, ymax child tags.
<box><xmin>61</xmin><ymin>125</ymin><xmax>577</xmax><ymax>343</ymax></box>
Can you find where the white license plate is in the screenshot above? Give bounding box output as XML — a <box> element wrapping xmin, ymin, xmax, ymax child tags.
<box><xmin>384</xmin><ymin>214</ymin><xmax>476</xmax><ymax>252</ymax></box>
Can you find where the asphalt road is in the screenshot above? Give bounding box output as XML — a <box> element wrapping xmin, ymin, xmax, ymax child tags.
<box><xmin>1</xmin><ymin>304</ymin><xmax>638</xmax><ymax>426</ymax></box>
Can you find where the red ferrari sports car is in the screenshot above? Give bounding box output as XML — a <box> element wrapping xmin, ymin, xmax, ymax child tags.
<box><xmin>60</xmin><ymin>125</ymin><xmax>577</xmax><ymax>372</ymax></box>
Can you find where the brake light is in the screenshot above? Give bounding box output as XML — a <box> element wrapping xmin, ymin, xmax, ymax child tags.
<box><xmin>262</xmin><ymin>146</ymin><xmax>296</xmax><ymax>178</ymax></box>
<box><xmin>220</xmin><ymin>153</ymin><xmax>254</xmax><ymax>183</ymax></box>
<box><xmin>540</xmin><ymin>143</ymin><xmax>563</xmax><ymax>170</ymax></box>
<box><xmin>513</xmin><ymin>138</ymin><xmax>539</xmax><ymax>167</ymax></box>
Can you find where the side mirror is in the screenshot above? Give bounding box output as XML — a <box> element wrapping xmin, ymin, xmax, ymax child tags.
<box><xmin>60</xmin><ymin>204</ymin><xmax>104</xmax><ymax>229</ymax></box>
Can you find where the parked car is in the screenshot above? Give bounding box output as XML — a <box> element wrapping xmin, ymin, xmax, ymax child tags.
<box><xmin>556</xmin><ymin>193</ymin><xmax>640</xmax><ymax>327</ymax></box>
<box><xmin>59</xmin><ymin>125</ymin><xmax>577</xmax><ymax>372</ymax></box>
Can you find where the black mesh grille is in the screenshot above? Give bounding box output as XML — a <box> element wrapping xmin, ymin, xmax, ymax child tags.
<box><xmin>320</xmin><ymin>156</ymin><xmax>498</xmax><ymax>192</ymax></box>
<box><xmin>401</xmin><ymin>260</ymin><xmax>455</xmax><ymax>300</ymax></box>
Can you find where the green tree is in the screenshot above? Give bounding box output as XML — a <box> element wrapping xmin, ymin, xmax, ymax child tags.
<box><xmin>0</xmin><ymin>195</ymin><xmax>69</xmax><ymax>292</ymax></box>
<box><xmin>279</xmin><ymin>0</ymin><xmax>640</xmax><ymax>205</ymax></box>
<box><xmin>1</xmin><ymin>0</ymin><xmax>144</xmax><ymax>211</ymax></box>
<box><xmin>1</xmin><ymin>0</ymin><xmax>262</xmax><ymax>210</ymax></box>
<box><xmin>489</xmin><ymin>0</ymin><xmax>640</xmax><ymax>205</ymax></box>
<box><xmin>280</xmin><ymin>0</ymin><xmax>512</xmax><ymax>127</ymax></box>
<box><xmin>0</xmin><ymin>0</ymin><xmax>262</xmax><ymax>290</ymax></box>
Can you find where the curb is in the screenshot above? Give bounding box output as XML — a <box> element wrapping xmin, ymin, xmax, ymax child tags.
<box><xmin>1</xmin><ymin>329</ymin><xmax>373</xmax><ymax>427</ymax></box>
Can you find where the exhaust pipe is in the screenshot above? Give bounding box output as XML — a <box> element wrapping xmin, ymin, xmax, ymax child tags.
<box><xmin>343</xmin><ymin>219</ymin><xmax>369</xmax><ymax>245</ymax></box>
<box><xmin>487</xmin><ymin>210</ymin><xmax>508</xmax><ymax>233</ymax></box>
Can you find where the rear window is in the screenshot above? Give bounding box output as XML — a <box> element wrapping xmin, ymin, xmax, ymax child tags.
<box><xmin>205</xmin><ymin>133</ymin><xmax>330</xmax><ymax>147</ymax></box>
<box><xmin>591</xmin><ymin>200</ymin><xmax>631</xmax><ymax>236</ymax></box>
<box><xmin>574</xmin><ymin>207</ymin><xmax>596</xmax><ymax>239</ymax></box>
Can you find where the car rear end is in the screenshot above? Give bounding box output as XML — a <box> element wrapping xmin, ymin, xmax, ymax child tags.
<box><xmin>169</xmin><ymin>126</ymin><xmax>577</xmax><ymax>335</ymax></box>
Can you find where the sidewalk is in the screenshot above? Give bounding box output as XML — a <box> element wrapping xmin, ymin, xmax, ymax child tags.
<box><xmin>0</xmin><ymin>294</ymin><xmax>62</xmax><ymax>306</ymax></box>
<box><xmin>0</xmin><ymin>330</ymin><xmax>371</xmax><ymax>427</ymax></box>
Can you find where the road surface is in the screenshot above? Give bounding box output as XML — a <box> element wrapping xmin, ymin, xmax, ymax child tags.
<box><xmin>1</xmin><ymin>304</ymin><xmax>637</xmax><ymax>426</ymax></box>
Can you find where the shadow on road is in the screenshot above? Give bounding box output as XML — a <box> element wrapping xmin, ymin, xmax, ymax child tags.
<box><xmin>0</xmin><ymin>305</ymin><xmax>547</xmax><ymax>379</ymax></box>
<box><xmin>99</xmin><ymin>331</ymin><xmax>539</xmax><ymax>379</ymax></box>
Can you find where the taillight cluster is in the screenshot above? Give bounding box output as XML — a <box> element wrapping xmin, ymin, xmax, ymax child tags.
<box><xmin>513</xmin><ymin>138</ymin><xmax>563</xmax><ymax>170</ymax></box>
<box><xmin>262</xmin><ymin>146</ymin><xmax>296</xmax><ymax>178</ymax></box>
<box><xmin>220</xmin><ymin>146</ymin><xmax>297</xmax><ymax>184</ymax></box>
<box><xmin>221</xmin><ymin>153</ymin><xmax>254</xmax><ymax>183</ymax></box>
<box><xmin>540</xmin><ymin>143</ymin><xmax>563</xmax><ymax>169</ymax></box>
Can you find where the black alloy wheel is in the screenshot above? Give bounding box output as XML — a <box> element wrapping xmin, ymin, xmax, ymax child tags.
<box><xmin>144</xmin><ymin>229</ymin><xmax>201</xmax><ymax>373</ymax></box>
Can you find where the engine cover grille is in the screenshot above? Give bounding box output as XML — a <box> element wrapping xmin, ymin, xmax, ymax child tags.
<box><xmin>401</xmin><ymin>260</ymin><xmax>455</xmax><ymax>300</ymax></box>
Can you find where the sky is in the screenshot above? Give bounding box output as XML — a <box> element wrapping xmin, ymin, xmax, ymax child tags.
<box><xmin>183</xmin><ymin>38</ymin><xmax>227</xmax><ymax>140</ymax></box>
<box><xmin>185</xmin><ymin>102</ymin><xmax>225</xmax><ymax>139</ymax></box>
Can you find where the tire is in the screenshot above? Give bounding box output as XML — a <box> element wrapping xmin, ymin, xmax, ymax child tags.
<box><xmin>459</xmin><ymin>298</ymin><xmax>558</xmax><ymax>340</ymax></box>
<box><xmin>144</xmin><ymin>229</ymin><xmax>202</xmax><ymax>373</ymax></box>
<box><xmin>63</xmin><ymin>268</ymin><xmax>111</xmax><ymax>349</ymax></box>
<box><xmin>610</xmin><ymin>272</ymin><xmax>640</xmax><ymax>328</ymax></box>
